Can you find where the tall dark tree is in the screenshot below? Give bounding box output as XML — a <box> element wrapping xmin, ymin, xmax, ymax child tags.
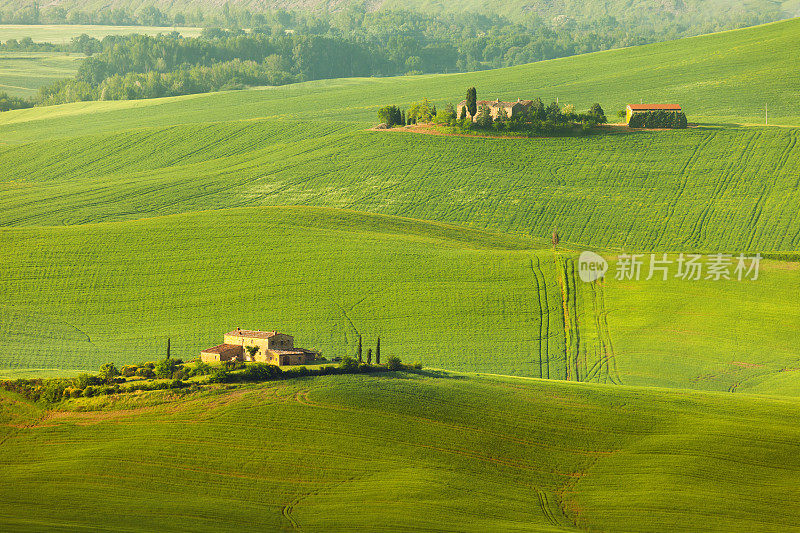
<box><xmin>357</xmin><ymin>335</ymin><xmax>363</xmax><ymax>363</ymax></box>
<box><xmin>166</xmin><ymin>338</ymin><xmax>171</xmax><ymax>359</ymax></box>
<box><xmin>367</xmin><ymin>348</ymin><xmax>372</xmax><ymax>365</ymax></box>
<box><xmin>546</xmin><ymin>101</ymin><xmax>562</xmax><ymax>120</ymax></box>
<box><xmin>531</xmin><ymin>98</ymin><xmax>546</xmax><ymax>120</ymax></box>
<box><xmin>589</xmin><ymin>103</ymin><xmax>606</xmax><ymax>123</ymax></box>
<box><xmin>466</xmin><ymin>87</ymin><xmax>477</xmax><ymax>119</ymax></box>
<box><xmin>376</xmin><ymin>337</ymin><xmax>381</xmax><ymax>365</ymax></box>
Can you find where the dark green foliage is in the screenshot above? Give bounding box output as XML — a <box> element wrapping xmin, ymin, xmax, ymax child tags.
<box><xmin>378</xmin><ymin>105</ymin><xmax>403</xmax><ymax>127</ymax></box>
<box><xmin>245</xmin><ymin>345</ymin><xmax>260</xmax><ymax>360</ymax></box>
<box><xmin>208</xmin><ymin>369</ymin><xmax>230</xmax><ymax>384</ymax></box>
<box><xmin>98</xmin><ymin>363</ymin><xmax>120</xmax><ymax>383</ymax></box>
<box><xmin>387</xmin><ymin>356</ymin><xmax>403</xmax><ymax>371</ymax></box>
<box><xmin>546</xmin><ymin>101</ymin><xmax>562</xmax><ymax>121</ymax></box>
<box><xmin>154</xmin><ymin>358</ymin><xmax>180</xmax><ymax>379</ymax></box>
<box><xmin>628</xmin><ymin>111</ymin><xmax>688</xmax><ymax>129</ymax></box>
<box><xmin>190</xmin><ymin>361</ymin><xmax>213</xmax><ymax>377</ymax></box>
<box><xmin>0</xmin><ymin>92</ymin><xmax>32</xmax><ymax>112</ymax></box>
<box><xmin>166</xmin><ymin>338</ymin><xmax>171</xmax><ymax>359</ymax></box>
<box><xmin>466</xmin><ymin>87</ymin><xmax>477</xmax><ymax>118</ymax></box>
<box><xmin>357</xmin><ymin>336</ymin><xmax>362</xmax><ymax>363</ymax></box>
<box><xmin>135</xmin><ymin>367</ymin><xmax>156</xmax><ymax>379</ymax></box>
<box><xmin>407</xmin><ymin>98</ymin><xmax>437</xmax><ymax>124</ymax></box>
<box><xmin>531</xmin><ymin>98</ymin><xmax>546</xmax><ymax>121</ymax></box>
<box><xmin>239</xmin><ymin>363</ymin><xmax>283</xmax><ymax>382</ymax></box>
<box><xmin>376</xmin><ymin>338</ymin><xmax>381</xmax><ymax>365</ymax></box>
<box><xmin>589</xmin><ymin>103</ymin><xmax>607</xmax><ymax>123</ymax></box>
<box><xmin>222</xmin><ymin>360</ymin><xmax>245</xmax><ymax>370</ymax></box>
<box><xmin>367</xmin><ymin>348</ymin><xmax>372</xmax><ymax>365</ymax></box>
<box><xmin>475</xmin><ymin>104</ymin><xmax>493</xmax><ymax>128</ymax></box>
<box><xmin>340</xmin><ymin>356</ymin><xmax>360</xmax><ymax>372</ymax></box>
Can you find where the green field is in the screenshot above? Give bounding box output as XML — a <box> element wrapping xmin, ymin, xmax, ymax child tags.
<box><xmin>0</xmin><ymin>24</ymin><xmax>203</xmax><ymax>43</ymax></box>
<box><xmin>0</xmin><ymin>52</ymin><xmax>81</xmax><ymax>97</ymax></box>
<box><xmin>2</xmin><ymin>373</ymin><xmax>800</xmax><ymax>531</ymax></box>
<box><xmin>0</xmin><ymin>18</ymin><xmax>798</xmax><ymax>388</ymax></box>
<box><xmin>1</xmin><ymin>14</ymin><xmax>800</xmax><ymax>533</ymax></box>
<box><xmin>2</xmin><ymin>207</ymin><xmax>797</xmax><ymax>394</ymax></box>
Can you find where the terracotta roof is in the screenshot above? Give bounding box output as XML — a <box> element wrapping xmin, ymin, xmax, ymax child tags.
<box><xmin>226</xmin><ymin>329</ymin><xmax>279</xmax><ymax>339</ymax></box>
<box><xmin>627</xmin><ymin>104</ymin><xmax>682</xmax><ymax>111</ymax></box>
<box><xmin>201</xmin><ymin>344</ymin><xmax>243</xmax><ymax>354</ymax></box>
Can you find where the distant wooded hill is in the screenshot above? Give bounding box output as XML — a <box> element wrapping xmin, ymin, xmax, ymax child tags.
<box><xmin>0</xmin><ymin>0</ymin><xmax>795</xmax><ymax>25</ymax></box>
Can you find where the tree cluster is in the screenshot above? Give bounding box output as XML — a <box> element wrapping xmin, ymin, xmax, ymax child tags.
<box><xmin>627</xmin><ymin>110</ymin><xmax>688</xmax><ymax>129</ymax></box>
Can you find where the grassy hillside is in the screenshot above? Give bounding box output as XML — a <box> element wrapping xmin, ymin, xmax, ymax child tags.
<box><xmin>0</xmin><ymin>52</ymin><xmax>80</xmax><ymax>97</ymax></box>
<box><xmin>1</xmin><ymin>373</ymin><xmax>800</xmax><ymax>531</ymax></box>
<box><xmin>1</xmin><ymin>119</ymin><xmax>799</xmax><ymax>252</ymax></box>
<box><xmin>1</xmin><ymin>16</ymin><xmax>800</xmax><ymax>142</ymax></box>
<box><xmin>2</xmin><ymin>206</ymin><xmax>798</xmax><ymax>395</ymax></box>
<box><xmin>1</xmin><ymin>19</ymin><xmax>800</xmax><ymax>388</ymax></box>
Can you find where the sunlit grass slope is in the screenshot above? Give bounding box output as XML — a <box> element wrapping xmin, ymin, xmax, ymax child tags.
<box><xmin>0</xmin><ymin>206</ymin><xmax>568</xmax><ymax>378</ymax></box>
<box><xmin>2</xmin><ymin>206</ymin><xmax>798</xmax><ymax>394</ymax></box>
<box><xmin>1</xmin><ymin>373</ymin><xmax>799</xmax><ymax>531</ymax></box>
<box><xmin>2</xmin><ymin>120</ymin><xmax>799</xmax><ymax>252</ymax></box>
<box><xmin>0</xmin><ymin>16</ymin><xmax>799</xmax><ymax>144</ymax></box>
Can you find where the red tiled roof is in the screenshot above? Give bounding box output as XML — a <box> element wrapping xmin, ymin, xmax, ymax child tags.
<box><xmin>226</xmin><ymin>329</ymin><xmax>279</xmax><ymax>339</ymax></box>
<box><xmin>201</xmin><ymin>344</ymin><xmax>243</xmax><ymax>354</ymax></box>
<box><xmin>627</xmin><ymin>104</ymin><xmax>682</xmax><ymax>111</ymax></box>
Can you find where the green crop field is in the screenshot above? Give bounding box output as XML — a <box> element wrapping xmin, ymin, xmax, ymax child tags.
<box><xmin>1</xmin><ymin>16</ymin><xmax>800</xmax><ymax>532</ymax></box>
<box><xmin>0</xmin><ymin>19</ymin><xmax>798</xmax><ymax>387</ymax></box>
<box><xmin>0</xmin><ymin>24</ymin><xmax>203</xmax><ymax>43</ymax></box>
<box><xmin>2</xmin><ymin>207</ymin><xmax>798</xmax><ymax>394</ymax></box>
<box><xmin>2</xmin><ymin>373</ymin><xmax>800</xmax><ymax>531</ymax></box>
<box><xmin>0</xmin><ymin>52</ymin><xmax>81</xmax><ymax>97</ymax></box>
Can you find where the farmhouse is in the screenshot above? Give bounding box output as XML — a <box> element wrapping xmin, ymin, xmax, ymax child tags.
<box><xmin>625</xmin><ymin>104</ymin><xmax>682</xmax><ymax>124</ymax></box>
<box><xmin>457</xmin><ymin>98</ymin><xmax>532</xmax><ymax>121</ymax></box>
<box><xmin>200</xmin><ymin>328</ymin><xmax>317</xmax><ymax>365</ymax></box>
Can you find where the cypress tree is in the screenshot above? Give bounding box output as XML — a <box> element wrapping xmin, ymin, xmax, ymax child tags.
<box><xmin>367</xmin><ymin>348</ymin><xmax>372</xmax><ymax>365</ymax></box>
<box><xmin>166</xmin><ymin>338</ymin><xmax>171</xmax><ymax>359</ymax></box>
<box><xmin>376</xmin><ymin>337</ymin><xmax>381</xmax><ymax>365</ymax></box>
<box><xmin>466</xmin><ymin>87</ymin><xmax>477</xmax><ymax>119</ymax></box>
<box><xmin>357</xmin><ymin>335</ymin><xmax>363</xmax><ymax>362</ymax></box>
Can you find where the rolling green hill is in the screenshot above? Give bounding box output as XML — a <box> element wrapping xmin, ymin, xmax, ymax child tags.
<box><xmin>1</xmin><ymin>18</ymin><xmax>800</xmax><ymax>388</ymax></box>
<box><xmin>2</xmin><ymin>373</ymin><xmax>800</xmax><ymax>531</ymax></box>
<box><xmin>2</xmin><ymin>206</ymin><xmax>798</xmax><ymax>395</ymax></box>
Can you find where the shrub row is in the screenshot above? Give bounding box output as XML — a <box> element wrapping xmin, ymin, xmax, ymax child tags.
<box><xmin>1</xmin><ymin>356</ymin><xmax>421</xmax><ymax>404</ymax></box>
<box><xmin>628</xmin><ymin>110</ymin><xmax>688</xmax><ymax>129</ymax></box>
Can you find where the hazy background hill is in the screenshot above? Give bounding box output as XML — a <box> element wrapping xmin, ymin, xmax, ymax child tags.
<box><xmin>3</xmin><ymin>0</ymin><xmax>798</xmax><ymax>20</ymax></box>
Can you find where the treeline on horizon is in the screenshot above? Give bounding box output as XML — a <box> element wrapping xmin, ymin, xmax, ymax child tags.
<box><xmin>0</xmin><ymin>5</ymin><xmax>784</xmax><ymax>109</ymax></box>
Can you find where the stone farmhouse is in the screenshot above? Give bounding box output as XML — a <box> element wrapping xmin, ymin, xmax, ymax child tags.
<box><xmin>456</xmin><ymin>98</ymin><xmax>533</xmax><ymax>121</ymax></box>
<box><xmin>625</xmin><ymin>104</ymin><xmax>682</xmax><ymax>124</ymax></box>
<box><xmin>200</xmin><ymin>328</ymin><xmax>317</xmax><ymax>365</ymax></box>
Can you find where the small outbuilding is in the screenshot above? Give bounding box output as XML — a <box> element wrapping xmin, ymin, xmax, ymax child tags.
<box><xmin>626</xmin><ymin>104</ymin><xmax>682</xmax><ymax>124</ymax></box>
